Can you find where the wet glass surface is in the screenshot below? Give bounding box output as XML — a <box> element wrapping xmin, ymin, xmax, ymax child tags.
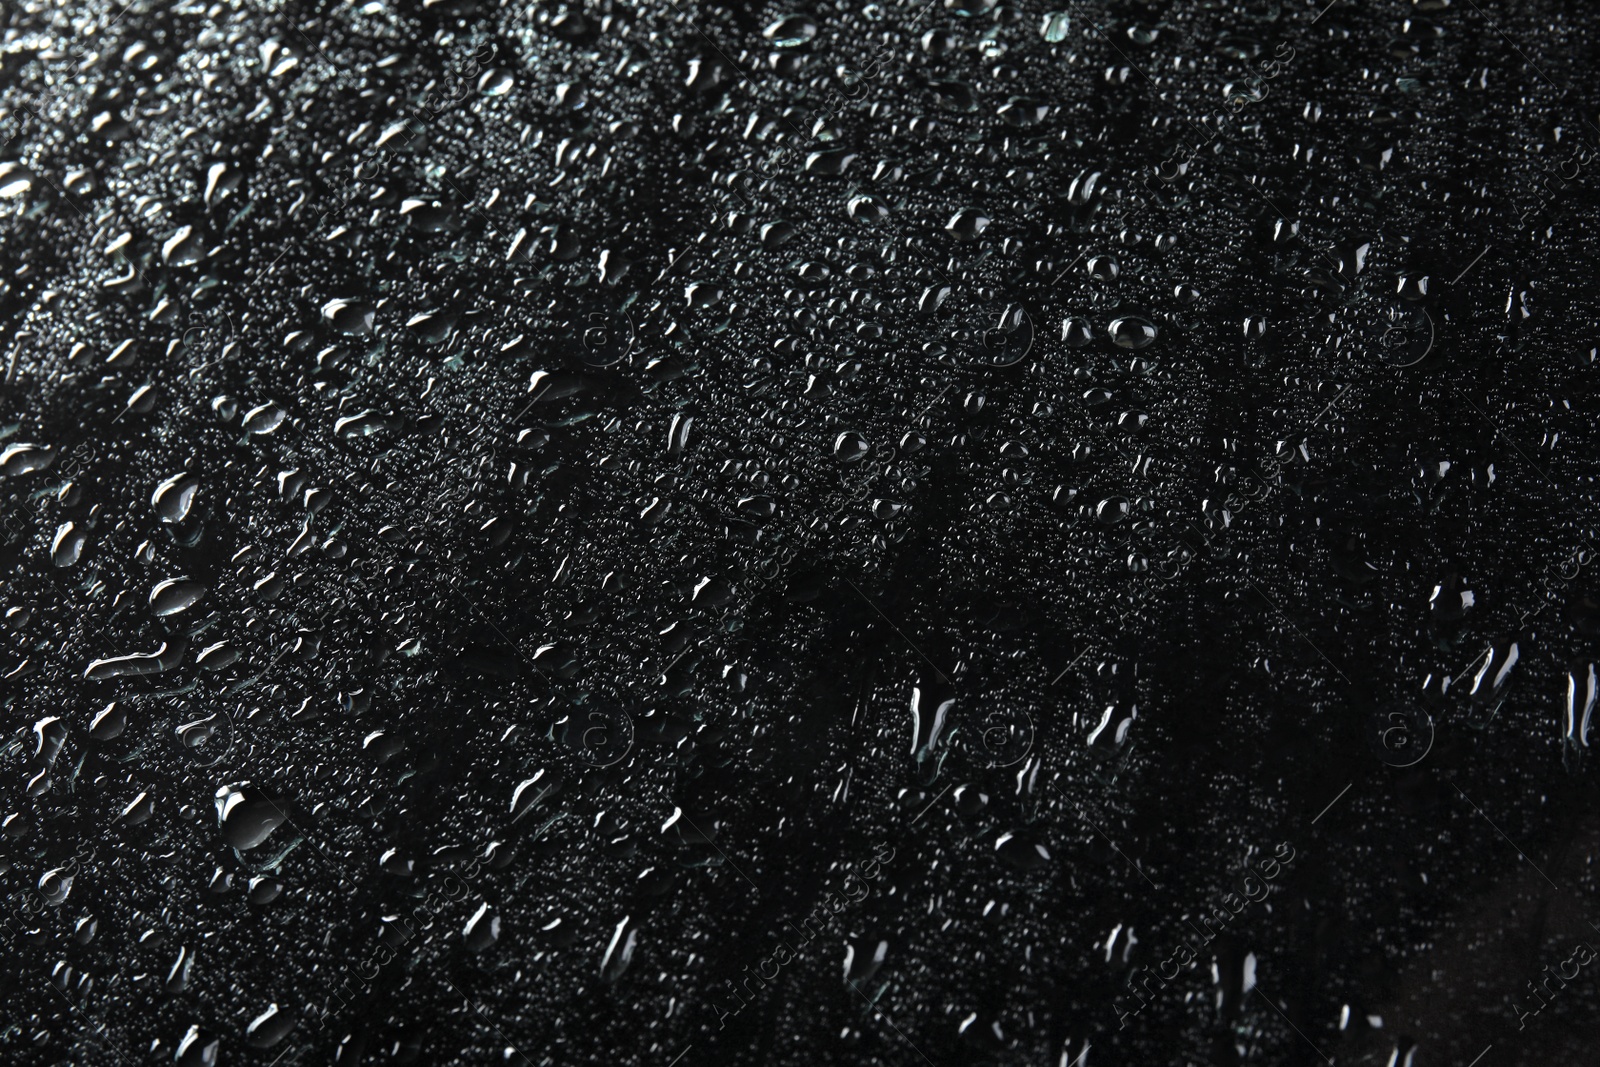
<box><xmin>2</xmin><ymin>0</ymin><xmax>1599</xmax><ymax>1064</ymax></box>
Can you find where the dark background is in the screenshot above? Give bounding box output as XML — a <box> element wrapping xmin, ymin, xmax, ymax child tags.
<box><xmin>2</xmin><ymin>0</ymin><xmax>1598</xmax><ymax>1064</ymax></box>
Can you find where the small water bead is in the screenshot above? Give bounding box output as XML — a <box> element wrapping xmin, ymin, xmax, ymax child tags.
<box><xmin>161</xmin><ymin>226</ymin><xmax>205</xmax><ymax>266</ymax></box>
<box><xmin>39</xmin><ymin>866</ymin><xmax>75</xmax><ymax>905</ymax></box>
<box><xmin>834</xmin><ymin>432</ymin><xmax>871</xmax><ymax>462</ymax></box>
<box><xmin>1108</xmin><ymin>316</ymin><xmax>1159</xmax><ymax>349</ymax></box>
<box><xmin>479</xmin><ymin>68</ymin><xmax>514</xmax><ymax>95</ymax></box>
<box><xmin>150</xmin><ymin>578</ymin><xmax>207</xmax><ymax>617</ymax></box>
<box><xmin>51</xmin><ymin>523</ymin><xmax>86</xmax><ymax>567</ymax></box>
<box><xmin>1088</xmin><ymin>255</ymin><xmax>1119</xmax><ymax>281</ymax></box>
<box><xmin>215</xmin><ymin>785</ymin><xmax>289</xmax><ymax>851</ymax></box>
<box><xmin>320</xmin><ymin>298</ymin><xmax>375</xmax><ymax>336</ymax></box>
<box><xmin>763</xmin><ymin>14</ymin><xmax>818</xmax><ymax>48</ymax></box>
<box><xmin>0</xmin><ymin>443</ymin><xmax>56</xmax><ymax>476</ymax></box>
<box><xmin>0</xmin><ymin>162</ymin><xmax>35</xmax><ymax>199</ymax></box>
<box><xmin>242</xmin><ymin>403</ymin><xmax>286</xmax><ymax>435</ymax></box>
<box><xmin>1061</xmin><ymin>317</ymin><xmax>1094</xmax><ymax>347</ymax></box>
<box><xmin>947</xmin><ymin>208</ymin><xmax>990</xmax><ymax>240</ymax></box>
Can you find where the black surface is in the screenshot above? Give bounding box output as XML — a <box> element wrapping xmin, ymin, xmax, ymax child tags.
<box><xmin>3</xmin><ymin>1</ymin><xmax>1599</xmax><ymax>1064</ymax></box>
